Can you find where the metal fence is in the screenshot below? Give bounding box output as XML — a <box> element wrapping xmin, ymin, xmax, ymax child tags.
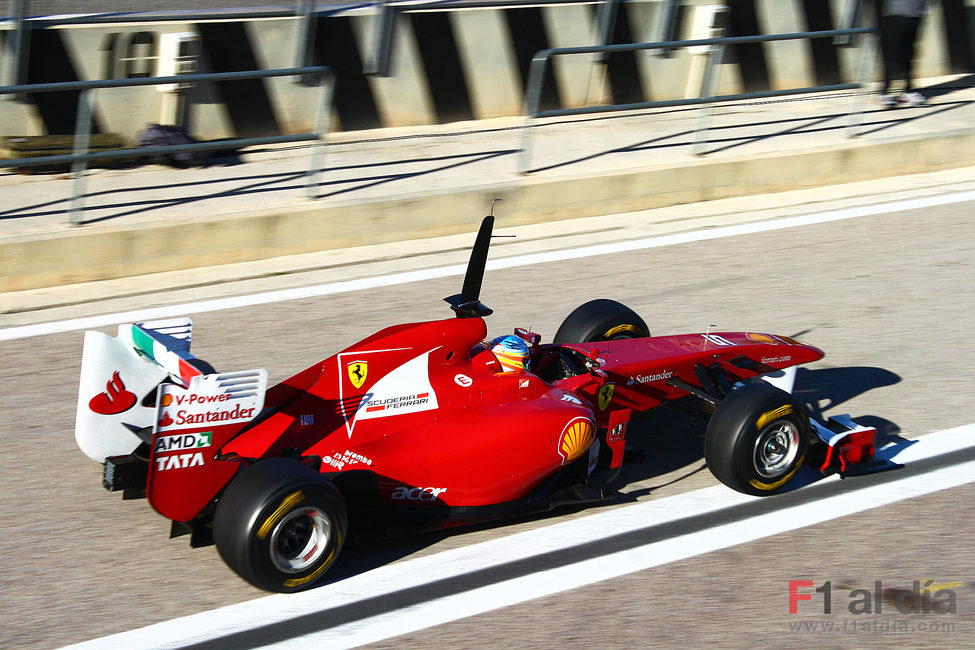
<box><xmin>517</xmin><ymin>26</ymin><xmax>878</xmax><ymax>174</ymax></box>
<box><xmin>2</xmin><ymin>0</ymin><xmax>347</xmax><ymax>91</ymax></box>
<box><xmin>0</xmin><ymin>66</ymin><xmax>333</xmax><ymax>225</ymax></box>
<box><xmin>3</xmin><ymin>0</ymin><xmax>629</xmax><ymax>84</ymax></box>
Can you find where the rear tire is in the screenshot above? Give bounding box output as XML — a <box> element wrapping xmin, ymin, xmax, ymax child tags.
<box><xmin>704</xmin><ymin>383</ymin><xmax>809</xmax><ymax>496</ymax></box>
<box><xmin>553</xmin><ymin>299</ymin><xmax>649</xmax><ymax>343</ymax></box>
<box><xmin>213</xmin><ymin>458</ymin><xmax>347</xmax><ymax>592</ymax></box>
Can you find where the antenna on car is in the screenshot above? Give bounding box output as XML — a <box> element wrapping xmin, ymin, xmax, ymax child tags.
<box><xmin>443</xmin><ymin>200</ymin><xmax>501</xmax><ymax>318</ymax></box>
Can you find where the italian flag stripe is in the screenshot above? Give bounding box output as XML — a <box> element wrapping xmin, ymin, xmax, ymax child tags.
<box><xmin>130</xmin><ymin>326</ymin><xmax>157</xmax><ymax>360</ymax></box>
<box><xmin>178</xmin><ymin>357</ymin><xmax>202</xmax><ymax>380</ymax></box>
<box><xmin>127</xmin><ymin>324</ymin><xmax>203</xmax><ymax>386</ymax></box>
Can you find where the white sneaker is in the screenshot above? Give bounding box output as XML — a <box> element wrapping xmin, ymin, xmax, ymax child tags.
<box><xmin>898</xmin><ymin>92</ymin><xmax>925</xmax><ymax>107</ymax></box>
<box><xmin>878</xmin><ymin>94</ymin><xmax>897</xmax><ymax>108</ymax></box>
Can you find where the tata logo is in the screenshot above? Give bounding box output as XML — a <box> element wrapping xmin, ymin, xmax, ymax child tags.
<box><xmin>347</xmin><ymin>361</ymin><xmax>368</xmax><ymax>389</ymax></box>
<box><xmin>391</xmin><ymin>486</ymin><xmax>447</xmax><ymax>501</ymax></box>
<box><xmin>154</xmin><ymin>452</ymin><xmax>204</xmax><ymax>471</ymax></box>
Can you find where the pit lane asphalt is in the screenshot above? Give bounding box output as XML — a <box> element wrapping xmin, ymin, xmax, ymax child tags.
<box><xmin>174</xmin><ymin>445</ymin><xmax>975</xmax><ymax>648</ymax></box>
<box><xmin>1</xmin><ymin>191</ymin><xmax>975</xmax><ymax>648</ymax></box>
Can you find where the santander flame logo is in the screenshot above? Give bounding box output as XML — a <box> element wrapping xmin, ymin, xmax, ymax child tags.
<box><xmin>88</xmin><ymin>370</ymin><xmax>138</xmax><ymax>415</ymax></box>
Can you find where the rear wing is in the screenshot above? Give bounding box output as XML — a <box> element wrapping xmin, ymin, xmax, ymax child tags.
<box><xmin>117</xmin><ymin>318</ymin><xmax>210</xmax><ymax>387</ymax></box>
<box><xmin>148</xmin><ymin>366</ymin><xmax>268</xmax><ymax>522</ymax></box>
<box><xmin>76</xmin><ymin>318</ymin><xmax>266</xmax><ymax>463</ymax></box>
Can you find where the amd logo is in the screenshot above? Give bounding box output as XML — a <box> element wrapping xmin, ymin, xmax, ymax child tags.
<box><xmin>391</xmin><ymin>486</ymin><xmax>447</xmax><ymax>501</ymax></box>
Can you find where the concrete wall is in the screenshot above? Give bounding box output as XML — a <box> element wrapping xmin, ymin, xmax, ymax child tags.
<box><xmin>0</xmin><ymin>0</ymin><xmax>972</xmax><ymax>140</ymax></box>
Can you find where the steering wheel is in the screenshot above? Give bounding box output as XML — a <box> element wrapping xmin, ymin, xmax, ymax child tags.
<box><xmin>528</xmin><ymin>347</ymin><xmax>590</xmax><ymax>382</ymax></box>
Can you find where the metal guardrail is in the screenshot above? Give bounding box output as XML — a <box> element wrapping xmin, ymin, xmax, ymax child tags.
<box><xmin>517</xmin><ymin>26</ymin><xmax>878</xmax><ymax>174</ymax></box>
<box><xmin>0</xmin><ymin>0</ymin><xmax>619</xmax><ymax>76</ymax></box>
<box><xmin>0</xmin><ymin>66</ymin><xmax>333</xmax><ymax>225</ymax></box>
<box><xmin>2</xmin><ymin>1</ymin><xmax>340</xmax><ymax>85</ymax></box>
<box><xmin>2</xmin><ymin>0</ymin><xmax>628</xmax><ymax>84</ymax></box>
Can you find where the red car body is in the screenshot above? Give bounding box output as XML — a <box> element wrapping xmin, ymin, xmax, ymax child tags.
<box><xmin>76</xmin><ymin>213</ymin><xmax>881</xmax><ymax>591</ymax></box>
<box><xmin>145</xmin><ymin>316</ymin><xmax>822</xmax><ymax>524</ymax></box>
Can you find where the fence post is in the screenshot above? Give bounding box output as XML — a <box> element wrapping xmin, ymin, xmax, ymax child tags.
<box><xmin>364</xmin><ymin>1</ymin><xmax>396</xmax><ymax>76</ymax></box>
<box><xmin>691</xmin><ymin>7</ymin><xmax>728</xmax><ymax>156</ymax></box>
<box><xmin>653</xmin><ymin>0</ymin><xmax>682</xmax><ymax>58</ymax></box>
<box><xmin>5</xmin><ymin>0</ymin><xmax>31</xmax><ymax>99</ymax></box>
<box><xmin>835</xmin><ymin>0</ymin><xmax>864</xmax><ymax>46</ymax></box>
<box><xmin>306</xmin><ymin>71</ymin><xmax>333</xmax><ymax>199</ymax></box>
<box><xmin>517</xmin><ymin>54</ymin><xmax>548</xmax><ymax>175</ymax></box>
<box><xmin>68</xmin><ymin>88</ymin><xmax>93</xmax><ymax>225</ymax></box>
<box><xmin>293</xmin><ymin>0</ymin><xmax>316</xmax><ymax>85</ymax></box>
<box><xmin>594</xmin><ymin>0</ymin><xmax>620</xmax><ymax>63</ymax></box>
<box><xmin>846</xmin><ymin>30</ymin><xmax>876</xmax><ymax>138</ymax></box>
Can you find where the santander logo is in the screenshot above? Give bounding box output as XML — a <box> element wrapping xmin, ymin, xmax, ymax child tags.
<box><xmin>88</xmin><ymin>370</ymin><xmax>138</xmax><ymax>415</ymax></box>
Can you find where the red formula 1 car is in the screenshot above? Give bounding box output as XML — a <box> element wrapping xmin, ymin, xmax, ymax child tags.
<box><xmin>75</xmin><ymin>214</ymin><xmax>884</xmax><ymax>592</ymax></box>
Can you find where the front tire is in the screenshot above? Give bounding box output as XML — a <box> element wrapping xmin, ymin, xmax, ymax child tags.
<box><xmin>704</xmin><ymin>383</ymin><xmax>809</xmax><ymax>496</ymax></box>
<box><xmin>553</xmin><ymin>299</ymin><xmax>649</xmax><ymax>343</ymax></box>
<box><xmin>213</xmin><ymin>458</ymin><xmax>347</xmax><ymax>592</ymax></box>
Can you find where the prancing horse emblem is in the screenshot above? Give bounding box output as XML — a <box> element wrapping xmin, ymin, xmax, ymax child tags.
<box><xmin>597</xmin><ymin>384</ymin><xmax>615</xmax><ymax>411</ymax></box>
<box><xmin>347</xmin><ymin>361</ymin><xmax>368</xmax><ymax>389</ymax></box>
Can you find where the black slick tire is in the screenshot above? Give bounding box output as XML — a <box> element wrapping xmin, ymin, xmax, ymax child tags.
<box><xmin>704</xmin><ymin>382</ymin><xmax>810</xmax><ymax>496</ymax></box>
<box><xmin>553</xmin><ymin>299</ymin><xmax>649</xmax><ymax>343</ymax></box>
<box><xmin>213</xmin><ymin>458</ymin><xmax>347</xmax><ymax>593</ymax></box>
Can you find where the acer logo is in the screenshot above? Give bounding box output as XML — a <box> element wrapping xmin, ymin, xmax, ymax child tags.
<box><xmin>391</xmin><ymin>486</ymin><xmax>447</xmax><ymax>501</ymax></box>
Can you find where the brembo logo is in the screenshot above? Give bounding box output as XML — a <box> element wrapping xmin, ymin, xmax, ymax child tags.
<box><xmin>391</xmin><ymin>486</ymin><xmax>447</xmax><ymax>501</ymax></box>
<box><xmin>89</xmin><ymin>371</ymin><xmax>138</xmax><ymax>415</ymax></box>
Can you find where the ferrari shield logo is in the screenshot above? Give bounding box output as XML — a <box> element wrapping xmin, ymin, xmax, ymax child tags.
<box><xmin>597</xmin><ymin>384</ymin><xmax>615</xmax><ymax>411</ymax></box>
<box><xmin>347</xmin><ymin>361</ymin><xmax>368</xmax><ymax>389</ymax></box>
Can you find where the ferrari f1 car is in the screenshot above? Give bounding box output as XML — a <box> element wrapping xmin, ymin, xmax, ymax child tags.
<box><xmin>76</xmin><ymin>213</ymin><xmax>884</xmax><ymax>592</ymax></box>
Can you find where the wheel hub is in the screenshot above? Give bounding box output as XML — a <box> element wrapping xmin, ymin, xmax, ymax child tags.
<box><xmin>269</xmin><ymin>506</ymin><xmax>331</xmax><ymax>573</ymax></box>
<box><xmin>753</xmin><ymin>421</ymin><xmax>799</xmax><ymax>478</ymax></box>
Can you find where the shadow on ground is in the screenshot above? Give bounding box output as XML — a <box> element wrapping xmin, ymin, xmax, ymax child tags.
<box><xmin>0</xmin><ymin>148</ymin><xmax>515</xmax><ymax>225</ymax></box>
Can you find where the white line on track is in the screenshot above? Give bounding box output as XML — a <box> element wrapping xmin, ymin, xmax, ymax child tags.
<box><xmin>64</xmin><ymin>423</ymin><xmax>975</xmax><ymax>649</ymax></box>
<box><xmin>6</xmin><ymin>189</ymin><xmax>975</xmax><ymax>343</ymax></box>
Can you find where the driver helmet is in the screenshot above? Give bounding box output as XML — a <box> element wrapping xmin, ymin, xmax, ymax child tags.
<box><xmin>489</xmin><ymin>335</ymin><xmax>530</xmax><ymax>373</ymax></box>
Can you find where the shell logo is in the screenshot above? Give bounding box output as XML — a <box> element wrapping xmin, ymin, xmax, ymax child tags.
<box><xmin>558</xmin><ymin>417</ymin><xmax>595</xmax><ymax>464</ymax></box>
